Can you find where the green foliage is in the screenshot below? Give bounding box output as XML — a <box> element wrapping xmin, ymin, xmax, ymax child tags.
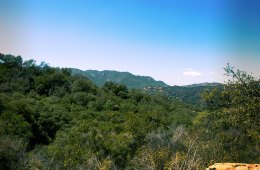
<box><xmin>103</xmin><ymin>81</ymin><xmax>128</xmax><ymax>99</ymax></box>
<box><xmin>145</xmin><ymin>83</ymin><xmax>222</xmax><ymax>107</ymax></box>
<box><xmin>72</xmin><ymin>77</ymin><xmax>96</xmax><ymax>93</ymax></box>
<box><xmin>35</xmin><ymin>69</ymin><xmax>70</xmax><ymax>96</ymax></box>
<box><xmin>0</xmin><ymin>54</ymin><xmax>23</xmax><ymax>68</ymax></box>
<box><xmin>196</xmin><ymin>64</ymin><xmax>260</xmax><ymax>165</ymax></box>
<box><xmin>0</xmin><ymin>54</ymin><xmax>258</xmax><ymax>169</ymax></box>
<box><xmin>128</xmin><ymin>126</ymin><xmax>199</xmax><ymax>170</ymax></box>
<box><xmin>0</xmin><ymin>136</ymin><xmax>27</xmax><ymax>170</ymax></box>
<box><xmin>0</xmin><ymin>111</ymin><xmax>32</xmax><ymax>140</ymax></box>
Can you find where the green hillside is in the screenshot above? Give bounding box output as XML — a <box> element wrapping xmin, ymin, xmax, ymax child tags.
<box><xmin>71</xmin><ymin>68</ymin><xmax>168</xmax><ymax>89</ymax></box>
<box><xmin>143</xmin><ymin>83</ymin><xmax>222</xmax><ymax>106</ymax></box>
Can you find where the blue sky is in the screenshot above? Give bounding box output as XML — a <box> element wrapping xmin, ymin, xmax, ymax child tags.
<box><xmin>1</xmin><ymin>0</ymin><xmax>259</xmax><ymax>85</ymax></box>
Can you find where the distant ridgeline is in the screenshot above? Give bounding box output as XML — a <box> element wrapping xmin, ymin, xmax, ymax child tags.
<box><xmin>71</xmin><ymin>68</ymin><xmax>168</xmax><ymax>89</ymax></box>
<box><xmin>71</xmin><ymin>68</ymin><xmax>222</xmax><ymax>105</ymax></box>
<box><xmin>144</xmin><ymin>82</ymin><xmax>222</xmax><ymax>106</ymax></box>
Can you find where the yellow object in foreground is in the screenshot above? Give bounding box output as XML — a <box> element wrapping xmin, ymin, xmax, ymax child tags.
<box><xmin>206</xmin><ymin>163</ymin><xmax>259</xmax><ymax>170</ymax></box>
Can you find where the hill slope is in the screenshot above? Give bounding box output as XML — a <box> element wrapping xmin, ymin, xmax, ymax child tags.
<box><xmin>71</xmin><ymin>68</ymin><xmax>169</xmax><ymax>89</ymax></box>
<box><xmin>143</xmin><ymin>83</ymin><xmax>222</xmax><ymax>105</ymax></box>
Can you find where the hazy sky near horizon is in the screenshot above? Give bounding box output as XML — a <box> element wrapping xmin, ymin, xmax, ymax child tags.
<box><xmin>1</xmin><ymin>0</ymin><xmax>260</xmax><ymax>85</ymax></box>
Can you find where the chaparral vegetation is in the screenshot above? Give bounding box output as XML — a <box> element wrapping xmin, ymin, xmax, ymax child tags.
<box><xmin>0</xmin><ymin>54</ymin><xmax>259</xmax><ymax>169</ymax></box>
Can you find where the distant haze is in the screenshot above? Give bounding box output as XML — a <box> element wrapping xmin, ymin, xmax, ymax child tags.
<box><xmin>1</xmin><ymin>0</ymin><xmax>259</xmax><ymax>85</ymax></box>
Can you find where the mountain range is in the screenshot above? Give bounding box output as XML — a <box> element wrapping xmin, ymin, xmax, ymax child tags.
<box><xmin>71</xmin><ymin>68</ymin><xmax>222</xmax><ymax>105</ymax></box>
<box><xmin>71</xmin><ymin>68</ymin><xmax>169</xmax><ymax>89</ymax></box>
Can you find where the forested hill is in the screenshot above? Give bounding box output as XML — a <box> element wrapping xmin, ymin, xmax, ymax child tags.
<box><xmin>143</xmin><ymin>83</ymin><xmax>222</xmax><ymax>106</ymax></box>
<box><xmin>71</xmin><ymin>68</ymin><xmax>168</xmax><ymax>89</ymax></box>
<box><xmin>71</xmin><ymin>68</ymin><xmax>221</xmax><ymax>105</ymax></box>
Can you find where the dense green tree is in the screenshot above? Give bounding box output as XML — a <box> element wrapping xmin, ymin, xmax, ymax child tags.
<box><xmin>103</xmin><ymin>81</ymin><xmax>128</xmax><ymax>99</ymax></box>
<box><xmin>196</xmin><ymin>64</ymin><xmax>260</xmax><ymax>165</ymax></box>
<box><xmin>72</xmin><ymin>77</ymin><xmax>96</xmax><ymax>94</ymax></box>
<box><xmin>0</xmin><ymin>136</ymin><xmax>27</xmax><ymax>170</ymax></box>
